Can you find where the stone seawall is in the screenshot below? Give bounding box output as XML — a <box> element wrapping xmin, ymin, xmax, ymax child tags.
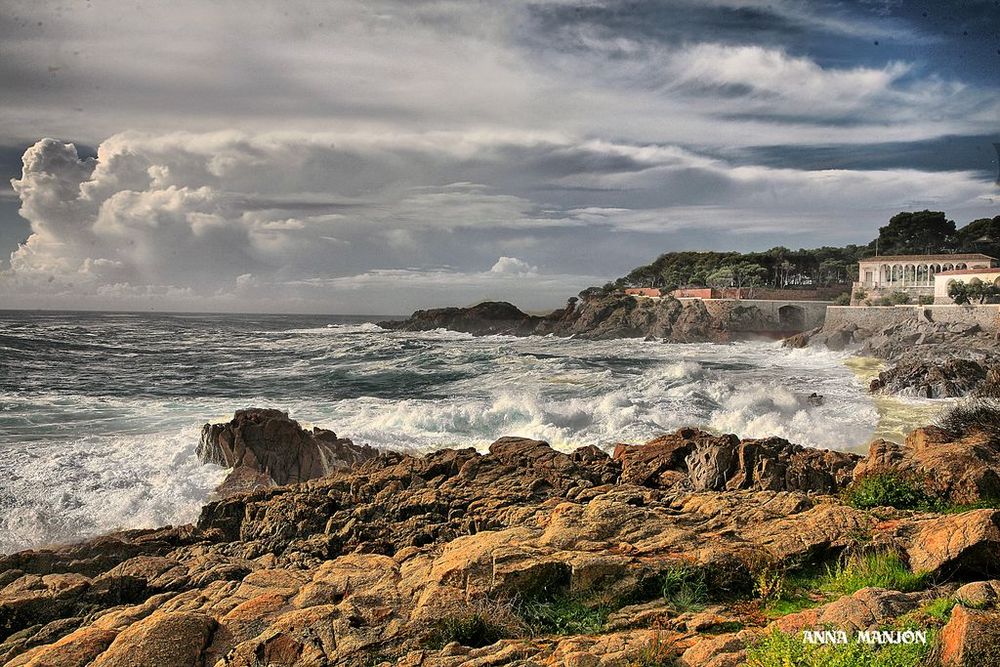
<box><xmin>824</xmin><ymin>304</ymin><xmax>1000</xmax><ymax>332</ymax></box>
<box><xmin>685</xmin><ymin>298</ymin><xmax>830</xmax><ymax>332</ymax></box>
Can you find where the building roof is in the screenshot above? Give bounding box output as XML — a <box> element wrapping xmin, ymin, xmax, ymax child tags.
<box><xmin>934</xmin><ymin>268</ymin><xmax>1000</xmax><ymax>277</ymax></box>
<box><xmin>860</xmin><ymin>253</ymin><xmax>996</xmax><ymax>263</ymax></box>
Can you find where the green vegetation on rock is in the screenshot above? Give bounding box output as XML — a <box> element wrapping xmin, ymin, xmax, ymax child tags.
<box><xmin>820</xmin><ymin>552</ymin><xmax>928</xmax><ymax>596</ymax></box>
<box><xmin>515</xmin><ymin>594</ymin><xmax>609</xmax><ymax>636</ymax></box>
<box><xmin>658</xmin><ymin>566</ymin><xmax>710</xmax><ymax>612</ymax></box>
<box><xmin>746</xmin><ymin>627</ymin><xmax>937</xmax><ymax>667</ymax></box>
<box><xmin>918</xmin><ymin>597</ymin><xmax>956</xmax><ymax>623</ymax></box>
<box><xmin>842</xmin><ymin>473</ymin><xmax>935</xmax><ymax>511</ymax></box>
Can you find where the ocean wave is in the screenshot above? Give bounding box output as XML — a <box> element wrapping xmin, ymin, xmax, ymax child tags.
<box><xmin>0</xmin><ymin>312</ymin><xmax>905</xmax><ymax>553</ymax></box>
<box><xmin>0</xmin><ymin>427</ymin><xmax>227</xmax><ymax>556</ymax></box>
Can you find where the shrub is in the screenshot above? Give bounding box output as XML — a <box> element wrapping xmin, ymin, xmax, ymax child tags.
<box><xmin>746</xmin><ymin>627</ymin><xmax>936</xmax><ymax>667</ymax></box>
<box><xmin>841</xmin><ymin>473</ymin><xmax>934</xmax><ymax>511</ymax></box>
<box><xmin>854</xmin><ymin>288</ymin><xmax>868</xmax><ymax>301</ymax></box>
<box><xmin>753</xmin><ymin>562</ymin><xmax>785</xmax><ymax>604</ymax></box>
<box><xmin>937</xmin><ymin>398</ymin><xmax>1000</xmax><ymax>441</ymax></box>
<box><xmin>888</xmin><ymin>290</ymin><xmax>911</xmax><ymax>305</ymax></box>
<box><xmin>516</xmin><ymin>595</ymin><xmax>608</xmax><ymax>636</ymax></box>
<box><xmin>820</xmin><ymin>552</ymin><xmax>928</xmax><ymax>596</ymax></box>
<box><xmin>834</xmin><ymin>292</ymin><xmax>852</xmax><ymax>306</ymax></box>
<box><xmin>917</xmin><ymin>295</ymin><xmax>934</xmax><ymax>305</ymax></box>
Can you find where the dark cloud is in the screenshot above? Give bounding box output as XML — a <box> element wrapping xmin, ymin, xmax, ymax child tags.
<box><xmin>720</xmin><ymin>134</ymin><xmax>1000</xmax><ymax>179</ymax></box>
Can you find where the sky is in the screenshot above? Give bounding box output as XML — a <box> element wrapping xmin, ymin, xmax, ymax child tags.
<box><xmin>0</xmin><ymin>0</ymin><xmax>997</xmax><ymax>314</ymax></box>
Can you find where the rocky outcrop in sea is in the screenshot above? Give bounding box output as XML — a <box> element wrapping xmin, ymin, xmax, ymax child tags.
<box><xmin>382</xmin><ymin>295</ymin><xmax>790</xmax><ymax>342</ymax></box>
<box><xmin>2</xmin><ymin>409</ymin><xmax>999</xmax><ymax>665</ymax></box>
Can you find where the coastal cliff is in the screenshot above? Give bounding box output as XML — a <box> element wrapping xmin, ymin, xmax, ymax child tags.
<box><xmin>382</xmin><ymin>294</ymin><xmax>799</xmax><ymax>342</ymax></box>
<box><xmin>2</xmin><ymin>408</ymin><xmax>999</xmax><ymax>666</ymax></box>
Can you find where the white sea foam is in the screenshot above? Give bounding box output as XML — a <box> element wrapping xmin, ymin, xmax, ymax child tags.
<box><xmin>0</xmin><ymin>426</ymin><xmax>227</xmax><ymax>555</ymax></box>
<box><xmin>0</xmin><ymin>316</ymin><xmax>909</xmax><ymax>554</ymax></box>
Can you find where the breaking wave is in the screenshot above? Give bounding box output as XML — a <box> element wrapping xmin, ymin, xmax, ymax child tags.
<box><xmin>0</xmin><ymin>311</ymin><xmax>891</xmax><ymax>553</ymax></box>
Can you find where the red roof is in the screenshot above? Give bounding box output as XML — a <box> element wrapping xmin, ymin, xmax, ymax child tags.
<box><xmin>861</xmin><ymin>253</ymin><xmax>996</xmax><ymax>262</ymax></box>
<box><xmin>935</xmin><ymin>268</ymin><xmax>1000</xmax><ymax>276</ymax></box>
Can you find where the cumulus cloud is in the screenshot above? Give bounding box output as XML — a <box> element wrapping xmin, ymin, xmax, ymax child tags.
<box><xmin>490</xmin><ymin>257</ymin><xmax>539</xmax><ymax>275</ymax></box>
<box><xmin>1</xmin><ymin>129</ymin><xmax>995</xmax><ymax>313</ymax></box>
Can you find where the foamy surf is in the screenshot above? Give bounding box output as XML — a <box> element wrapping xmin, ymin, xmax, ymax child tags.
<box><xmin>0</xmin><ymin>311</ymin><xmax>929</xmax><ymax>553</ymax></box>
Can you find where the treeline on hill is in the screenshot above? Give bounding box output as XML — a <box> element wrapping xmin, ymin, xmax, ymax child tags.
<box><xmin>581</xmin><ymin>211</ymin><xmax>1000</xmax><ymax>298</ymax></box>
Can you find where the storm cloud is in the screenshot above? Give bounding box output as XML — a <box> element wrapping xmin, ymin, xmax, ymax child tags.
<box><xmin>0</xmin><ymin>0</ymin><xmax>997</xmax><ymax>312</ymax></box>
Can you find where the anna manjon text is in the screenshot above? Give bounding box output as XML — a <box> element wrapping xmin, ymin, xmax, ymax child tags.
<box><xmin>802</xmin><ymin>630</ymin><xmax>929</xmax><ymax>645</ymax></box>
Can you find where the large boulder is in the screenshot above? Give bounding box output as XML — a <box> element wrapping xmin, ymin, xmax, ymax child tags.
<box><xmin>685</xmin><ymin>435</ymin><xmax>858</xmax><ymax>494</ymax></box>
<box><xmin>613</xmin><ymin>428</ymin><xmax>733</xmax><ymax>488</ymax></box>
<box><xmin>88</xmin><ymin>611</ymin><xmax>215</xmax><ymax>667</ymax></box>
<box><xmin>198</xmin><ymin>408</ymin><xmax>378</xmax><ymax>494</ymax></box>
<box><xmin>899</xmin><ymin>510</ymin><xmax>1000</xmax><ymax>577</ymax></box>
<box><xmin>853</xmin><ymin>425</ymin><xmax>1000</xmax><ymax>505</ymax></box>
<box><xmin>939</xmin><ymin>604</ymin><xmax>1000</xmax><ymax>666</ymax></box>
<box><xmin>613</xmin><ymin>428</ymin><xmax>858</xmax><ymax>494</ymax></box>
<box><xmin>869</xmin><ymin>357</ymin><xmax>988</xmax><ymax>398</ymax></box>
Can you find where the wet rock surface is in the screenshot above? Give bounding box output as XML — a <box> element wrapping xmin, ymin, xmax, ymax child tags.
<box><xmin>790</xmin><ymin>318</ymin><xmax>1000</xmax><ymax>397</ymax></box>
<box><xmin>198</xmin><ymin>408</ymin><xmax>378</xmax><ymax>495</ymax></box>
<box><xmin>3</xmin><ymin>414</ymin><xmax>1000</xmax><ymax>666</ymax></box>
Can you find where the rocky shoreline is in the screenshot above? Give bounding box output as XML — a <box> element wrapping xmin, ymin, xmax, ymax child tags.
<box><xmin>787</xmin><ymin>318</ymin><xmax>1000</xmax><ymax>398</ymax></box>
<box><xmin>2</xmin><ymin>408</ymin><xmax>999</xmax><ymax>666</ymax></box>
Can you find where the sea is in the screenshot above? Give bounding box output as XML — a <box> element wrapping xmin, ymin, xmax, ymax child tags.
<box><xmin>0</xmin><ymin>310</ymin><xmax>943</xmax><ymax>555</ymax></box>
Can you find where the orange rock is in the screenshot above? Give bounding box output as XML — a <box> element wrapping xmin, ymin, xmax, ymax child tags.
<box><xmin>939</xmin><ymin>604</ymin><xmax>1000</xmax><ymax>666</ymax></box>
<box><xmin>89</xmin><ymin>611</ymin><xmax>216</xmax><ymax>667</ymax></box>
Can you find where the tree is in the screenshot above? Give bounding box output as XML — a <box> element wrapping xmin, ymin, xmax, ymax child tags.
<box><xmin>731</xmin><ymin>262</ymin><xmax>768</xmax><ymax>290</ymax></box>
<box><xmin>955</xmin><ymin>215</ymin><xmax>1000</xmax><ymax>258</ymax></box>
<box><xmin>706</xmin><ymin>267</ymin><xmax>734</xmax><ymax>288</ymax></box>
<box><xmin>870</xmin><ymin>211</ymin><xmax>956</xmax><ymax>256</ymax></box>
<box><xmin>948</xmin><ymin>278</ymin><xmax>1000</xmax><ymax>305</ymax></box>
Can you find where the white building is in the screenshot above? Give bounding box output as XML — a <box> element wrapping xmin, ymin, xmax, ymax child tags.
<box><xmin>854</xmin><ymin>253</ymin><xmax>997</xmax><ymax>304</ymax></box>
<box><xmin>933</xmin><ymin>267</ymin><xmax>1000</xmax><ymax>304</ymax></box>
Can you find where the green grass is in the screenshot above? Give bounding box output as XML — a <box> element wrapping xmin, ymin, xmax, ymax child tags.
<box><xmin>760</xmin><ymin>554</ymin><xmax>928</xmax><ymax>619</ymax></box>
<box><xmin>932</xmin><ymin>498</ymin><xmax>1000</xmax><ymax>514</ymax></box>
<box><xmin>764</xmin><ymin>596</ymin><xmax>824</xmax><ymax>619</ymax></box>
<box><xmin>658</xmin><ymin>566</ymin><xmax>710</xmax><ymax>612</ymax></box>
<box><xmin>920</xmin><ymin>598</ymin><xmax>956</xmax><ymax>623</ymax></box>
<box><xmin>516</xmin><ymin>595</ymin><xmax>609</xmax><ymax>635</ymax></box>
<box><xmin>746</xmin><ymin>628</ymin><xmax>937</xmax><ymax>667</ymax></box>
<box><xmin>842</xmin><ymin>473</ymin><xmax>935</xmax><ymax>511</ymax></box>
<box><xmin>760</xmin><ymin>564</ymin><xmax>828</xmax><ymax>618</ymax></box>
<box><xmin>820</xmin><ymin>552</ymin><xmax>928</xmax><ymax>596</ymax></box>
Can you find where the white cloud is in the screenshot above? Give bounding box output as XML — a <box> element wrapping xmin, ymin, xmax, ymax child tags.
<box><xmin>490</xmin><ymin>256</ymin><xmax>539</xmax><ymax>275</ymax></box>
